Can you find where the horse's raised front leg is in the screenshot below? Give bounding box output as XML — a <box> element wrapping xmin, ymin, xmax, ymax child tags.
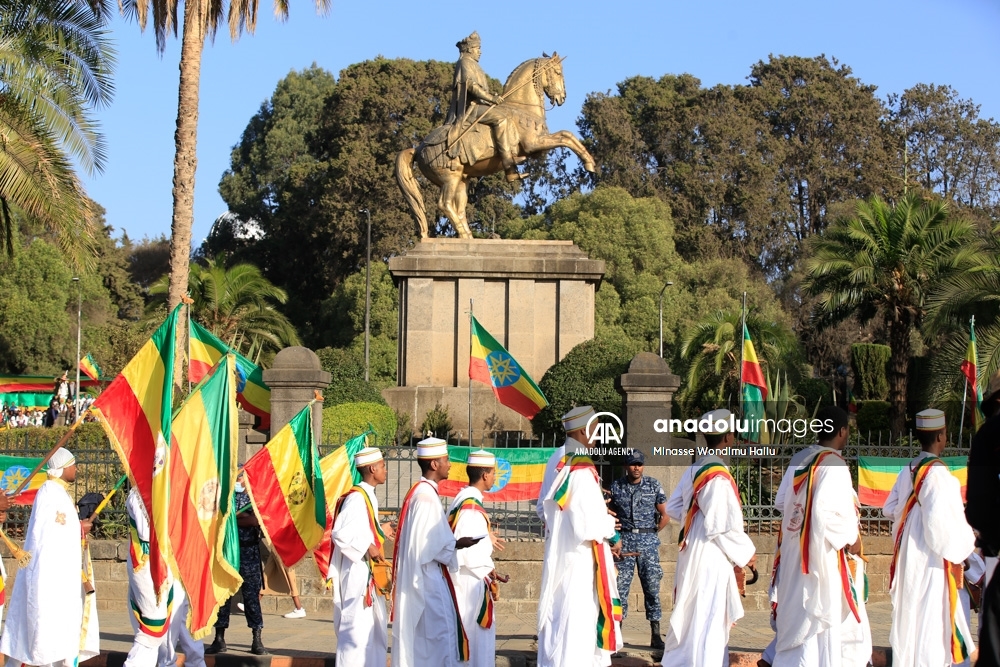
<box><xmin>522</xmin><ymin>130</ymin><xmax>597</xmax><ymax>173</ymax></box>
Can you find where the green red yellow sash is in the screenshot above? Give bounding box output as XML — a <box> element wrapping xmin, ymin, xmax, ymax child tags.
<box><xmin>449</xmin><ymin>494</ymin><xmax>494</xmax><ymax>629</ymax></box>
<box><xmin>477</xmin><ymin>577</ymin><xmax>496</xmax><ymax>629</ymax></box>
<box><xmin>593</xmin><ymin>540</ymin><xmax>622</xmax><ymax>651</ymax></box>
<box><xmin>336</xmin><ymin>485</ymin><xmax>386</xmax><ymax>606</ymax></box>
<box><xmin>448</xmin><ymin>496</ymin><xmax>490</xmax><ymax>532</ymax></box>
<box><xmin>129</xmin><ymin>583</ymin><xmax>173</xmax><ymax>638</ymax></box>
<box><xmin>677</xmin><ymin>461</ymin><xmax>740</xmax><ymax>550</ymax></box>
<box><xmin>947</xmin><ymin>559</ymin><xmax>971</xmax><ymax>662</ymax></box>
<box><xmin>128</xmin><ymin>513</ymin><xmax>149</xmax><ymax>573</ymax></box>
<box><xmin>551</xmin><ymin>454</ymin><xmax>599</xmax><ymax>510</ymax></box>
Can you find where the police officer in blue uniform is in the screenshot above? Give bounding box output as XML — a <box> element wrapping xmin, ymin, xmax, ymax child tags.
<box><xmin>610</xmin><ymin>450</ymin><xmax>668</xmax><ymax>649</ymax></box>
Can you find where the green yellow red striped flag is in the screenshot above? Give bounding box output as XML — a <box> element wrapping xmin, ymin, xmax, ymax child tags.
<box><xmin>439</xmin><ymin>446</ymin><xmax>556</xmax><ymax>501</ymax></box>
<box><xmin>93</xmin><ymin>304</ymin><xmax>180</xmax><ymax>600</ymax></box>
<box><xmin>0</xmin><ymin>454</ymin><xmax>46</xmax><ymax>504</ymax></box>
<box><xmin>960</xmin><ymin>320</ymin><xmax>984</xmax><ymax>432</ymax></box>
<box><xmin>741</xmin><ymin>323</ymin><xmax>767</xmax><ymax>442</ymax></box>
<box><xmin>857</xmin><ymin>455</ymin><xmax>968</xmax><ymax>507</ymax></box>
<box><xmin>0</xmin><ymin>374</ymin><xmax>100</xmax><ymax>393</ymax></box>
<box><xmin>243</xmin><ymin>403</ymin><xmax>327</xmax><ymax>568</ymax></box>
<box><xmin>469</xmin><ymin>316</ymin><xmax>548</xmax><ymax>419</ymax></box>
<box><xmin>189</xmin><ymin>320</ymin><xmax>271</xmax><ymax>430</ymax></box>
<box><xmin>79</xmin><ymin>353</ymin><xmax>102</xmax><ymax>381</ymax></box>
<box><xmin>311</xmin><ymin>430</ymin><xmax>369</xmax><ymax>580</ymax></box>
<box><xmin>165</xmin><ymin>355</ymin><xmax>243</xmax><ymax>639</ymax></box>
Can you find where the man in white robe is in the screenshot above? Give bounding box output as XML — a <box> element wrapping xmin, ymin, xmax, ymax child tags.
<box><xmin>391</xmin><ymin>438</ymin><xmax>481</xmax><ymax>667</ymax></box>
<box><xmin>884</xmin><ymin>408</ymin><xmax>976</xmax><ymax>667</ymax></box>
<box><xmin>773</xmin><ymin>407</ymin><xmax>862</xmax><ymax>666</ymax></box>
<box><xmin>662</xmin><ymin>409</ymin><xmax>756</xmax><ymax>666</ymax></box>
<box><xmin>330</xmin><ymin>446</ymin><xmax>394</xmax><ymax>667</ymax></box>
<box><xmin>537</xmin><ymin>436</ymin><xmax>622</xmax><ymax>667</ymax></box>
<box><xmin>448</xmin><ymin>450</ymin><xmax>505</xmax><ymax>667</ymax></box>
<box><xmin>537</xmin><ymin>406</ymin><xmax>595</xmax><ymax>530</ymax></box>
<box><xmin>0</xmin><ymin>448</ymin><xmax>93</xmax><ymax>667</ymax></box>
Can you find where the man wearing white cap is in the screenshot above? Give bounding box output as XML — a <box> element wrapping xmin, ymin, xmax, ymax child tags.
<box><xmin>1</xmin><ymin>448</ymin><xmax>94</xmax><ymax>667</ymax></box>
<box><xmin>662</xmin><ymin>409</ymin><xmax>756</xmax><ymax>665</ymax></box>
<box><xmin>448</xmin><ymin>450</ymin><xmax>504</xmax><ymax>667</ymax></box>
<box><xmin>537</xmin><ymin>406</ymin><xmax>595</xmax><ymax>531</ymax></box>
<box><xmin>330</xmin><ymin>446</ymin><xmax>394</xmax><ymax>667</ymax></box>
<box><xmin>884</xmin><ymin>408</ymin><xmax>976</xmax><ymax>666</ymax></box>
<box><xmin>391</xmin><ymin>438</ymin><xmax>482</xmax><ymax>667</ymax></box>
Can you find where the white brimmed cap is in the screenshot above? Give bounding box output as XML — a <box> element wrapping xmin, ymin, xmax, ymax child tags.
<box><xmin>354</xmin><ymin>447</ymin><xmax>383</xmax><ymax>467</ymax></box>
<box><xmin>562</xmin><ymin>405</ymin><xmax>595</xmax><ymax>432</ymax></box>
<box><xmin>416</xmin><ymin>437</ymin><xmax>449</xmax><ymax>459</ymax></box>
<box><xmin>915</xmin><ymin>408</ymin><xmax>946</xmax><ymax>431</ymax></box>
<box><xmin>700</xmin><ymin>408</ymin><xmax>733</xmax><ymax>435</ymax></box>
<box><xmin>46</xmin><ymin>447</ymin><xmax>76</xmax><ymax>478</ymax></box>
<box><xmin>467</xmin><ymin>450</ymin><xmax>496</xmax><ymax>467</ymax></box>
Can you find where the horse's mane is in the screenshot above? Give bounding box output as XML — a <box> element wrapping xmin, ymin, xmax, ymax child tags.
<box><xmin>503</xmin><ymin>56</ymin><xmax>547</xmax><ymax>90</ymax></box>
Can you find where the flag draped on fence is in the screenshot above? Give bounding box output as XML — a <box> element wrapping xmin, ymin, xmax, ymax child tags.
<box><xmin>165</xmin><ymin>355</ymin><xmax>242</xmax><ymax>639</ymax></box>
<box><xmin>0</xmin><ymin>375</ymin><xmax>100</xmax><ymax>392</ymax></box>
<box><xmin>741</xmin><ymin>323</ymin><xmax>768</xmax><ymax>443</ymax></box>
<box><xmin>857</xmin><ymin>455</ymin><xmax>968</xmax><ymax>507</ymax></box>
<box><xmin>188</xmin><ymin>320</ymin><xmax>271</xmax><ymax>430</ymax></box>
<box><xmin>79</xmin><ymin>354</ymin><xmax>102</xmax><ymax>381</ymax></box>
<box><xmin>469</xmin><ymin>316</ymin><xmax>548</xmax><ymax>420</ymax></box>
<box><xmin>439</xmin><ymin>446</ymin><xmax>556</xmax><ymax>501</ymax></box>
<box><xmin>243</xmin><ymin>403</ymin><xmax>327</xmax><ymax>568</ymax></box>
<box><xmin>0</xmin><ymin>454</ymin><xmax>46</xmax><ymax>504</ymax></box>
<box><xmin>92</xmin><ymin>304</ymin><xmax>180</xmax><ymax>600</ymax></box>
<box><xmin>960</xmin><ymin>320</ymin><xmax>984</xmax><ymax>433</ymax></box>
<box><xmin>311</xmin><ymin>430</ymin><xmax>369</xmax><ymax>581</ymax></box>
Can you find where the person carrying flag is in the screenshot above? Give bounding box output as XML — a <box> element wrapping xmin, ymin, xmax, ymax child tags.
<box><xmin>884</xmin><ymin>408</ymin><xmax>976</xmax><ymax>666</ymax></box>
<box><xmin>329</xmin><ymin>446</ymin><xmax>395</xmax><ymax>667</ymax></box>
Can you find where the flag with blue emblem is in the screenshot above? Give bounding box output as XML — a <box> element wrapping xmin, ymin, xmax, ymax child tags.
<box><xmin>469</xmin><ymin>316</ymin><xmax>548</xmax><ymax>419</ymax></box>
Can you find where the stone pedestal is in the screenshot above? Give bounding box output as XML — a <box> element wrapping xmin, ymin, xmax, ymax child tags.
<box><xmin>384</xmin><ymin>238</ymin><xmax>605</xmax><ymax>437</ymax></box>
<box><xmin>262</xmin><ymin>346</ymin><xmax>331</xmax><ymax>445</ymax></box>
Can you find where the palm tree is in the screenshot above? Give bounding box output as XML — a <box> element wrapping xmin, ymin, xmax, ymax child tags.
<box><xmin>149</xmin><ymin>256</ymin><xmax>300</xmax><ymax>360</ymax></box>
<box><xmin>804</xmin><ymin>193</ymin><xmax>982</xmax><ymax>433</ymax></box>
<box><xmin>0</xmin><ymin>0</ymin><xmax>114</xmax><ymax>262</ymax></box>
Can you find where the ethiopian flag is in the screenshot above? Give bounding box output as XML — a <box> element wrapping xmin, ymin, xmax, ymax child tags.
<box><xmin>93</xmin><ymin>304</ymin><xmax>180</xmax><ymax>601</ymax></box>
<box><xmin>469</xmin><ymin>316</ymin><xmax>548</xmax><ymax>419</ymax></box>
<box><xmin>311</xmin><ymin>430</ymin><xmax>369</xmax><ymax>581</ymax></box>
<box><xmin>79</xmin><ymin>354</ymin><xmax>102</xmax><ymax>381</ymax></box>
<box><xmin>741</xmin><ymin>323</ymin><xmax>767</xmax><ymax>442</ymax></box>
<box><xmin>960</xmin><ymin>320</ymin><xmax>985</xmax><ymax>433</ymax></box>
<box><xmin>439</xmin><ymin>446</ymin><xmax>556</xmax><ymax>501</ymax></box>
<box><xmin>166</xmin><ymin>355</ymin><xmax>242</xmax><ymax>639</ymax></box>
<box><xmin>243</xmin><ymin>403</ymin><xmax>327</xmax><ymax>568</ymax></box>
<box><xmin>189</xmin><ymin>320</ymin><xmax>271</xmax><ymax>430</ymax></box>
<box><xmin>0</xmin><ymin>374</ymin><xmax>100</xmax><ymax>393</ymax></box>
<box><xmin>858</xmin><ymin>456</ymin><xmax>968</xmax><ymax>507</ymax></box>
<box><xmin>0</xmin><ymin>454</ymin><xmax>46</xmax><ymax>504</ymax></box>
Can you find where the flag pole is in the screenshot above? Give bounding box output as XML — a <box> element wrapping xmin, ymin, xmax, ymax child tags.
<box><xmin>468</xmin><ymin>299</ymin><xmax>474</xmax><ymax>448</ymax></box>
<box><xmin>739</xmin><ymin>292</ymin><xmax>747</xmax><ymax>421</ymax></box>
<box><xmin>958</xmin><ymin>314</ymin><xmax>974</xmax><ymax>446</ymax></box>
<box><xmin>186</xmin><ymin>298</ymin><xmax>192</xmax><ymax>393</ymax></box>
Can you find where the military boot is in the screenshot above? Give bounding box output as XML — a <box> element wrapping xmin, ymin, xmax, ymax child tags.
<box><xmin>650</xmin><ymin>620</ymin><xmax>664</xmax><ymax>649</ymax></box>
<box><xmin>204</xmin><ymin>628</ymin><xmax>227</xmax><ymax>654</ymax></box>
<box><xmin>250</xmin><ymin>628</ymin><xmax>269</xmax><ymax>655</ymax></box>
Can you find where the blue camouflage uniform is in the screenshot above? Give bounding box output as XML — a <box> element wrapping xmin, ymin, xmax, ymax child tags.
<box><xmin>215</xmin><ymin>489</ymin><xmax>264</xmax><ymax>631</ymax></box>
<box><xmin>610</xmin><ymin>474</ymin><xmax>666</xmax><ymax>621</ymax></box>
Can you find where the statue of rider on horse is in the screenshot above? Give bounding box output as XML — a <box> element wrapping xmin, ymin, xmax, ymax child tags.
<box><xmin>395</xmin><ymin>32</ymin><xmax>597</xmax><ymax>239</ymax></box>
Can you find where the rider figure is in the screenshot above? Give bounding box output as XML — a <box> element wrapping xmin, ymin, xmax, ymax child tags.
<box><xmin>446</xmin><ymin>32</ymin><xmax>524</xmax><ymax>182</ymax></box>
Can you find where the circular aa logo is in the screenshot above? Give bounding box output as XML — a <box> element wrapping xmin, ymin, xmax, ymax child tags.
<box><xmin>490</xmin><ymin>458</ymin><xmax>512</xmax><ymax>493</ymax></box>
<box><xmin>586</xmin><ymin>412</ymin><xmax>625</xmax><ymax>445</ymax></box>
<box><xmin>486</xmin><ymin>351</ymin><xmax>520</xmax><ymax>387</ymax></box>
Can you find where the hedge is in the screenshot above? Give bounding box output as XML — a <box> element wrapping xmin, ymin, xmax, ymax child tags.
<box><xmin>322</xmin><ymin>402</ymin><xmax>396</xmax><ymax>446</ymax></box>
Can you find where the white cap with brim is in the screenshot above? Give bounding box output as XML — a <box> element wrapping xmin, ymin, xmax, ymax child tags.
<box><xmin>562</xmin><ymin>406</ymin><xmax>595</xmax><ymax>432</ymax></box>
<box><xmin>46</xmin><ymin>447</ymin><xmax>76</xmax><ymax>478</ymax></box>
<box><xmin>354</xmin><ymin>447</ymin><xmax>383</xmax><ymax>467</ymax></box>
<box><xmin>700</xmin><ymin>409</ymin><xmax>733</xmax><ymax>435</ymax></box>
<box><xmin>416</xmin><ymin>437</ymin><xmax>449</xmax><ymax>459</ymax></box>
<box><xmin>467</xmin><ymin>450</ymin><xmax>496</xmax><ymax>467</ymax></box>
<box><xmin>916</xmin><ymin>408</ymin><xmax>946</xmax><ymax>431</ymax></box>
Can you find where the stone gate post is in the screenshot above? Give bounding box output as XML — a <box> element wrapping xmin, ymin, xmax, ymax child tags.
<box><xmin>262</xmin><ymin>347</ymin><xmax>331</xmax><ymax>448</ymax></box>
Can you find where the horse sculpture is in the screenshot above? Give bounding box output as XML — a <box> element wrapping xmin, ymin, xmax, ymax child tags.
<box><xmin>395</xmin><ymin>54</ymin><xmax>596</xmax><ymax>238</ymax></box>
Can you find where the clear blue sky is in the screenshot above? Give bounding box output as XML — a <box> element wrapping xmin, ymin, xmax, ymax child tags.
<box><xmin>83</xmin><ymin>0</ymin><xmax>1000</xmax><ymax>246</ymax></box>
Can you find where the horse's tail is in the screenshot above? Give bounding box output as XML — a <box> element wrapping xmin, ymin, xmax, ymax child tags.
<box><xmin>395</xmin><ymin>147</ymin><xmax>428</xmax><ymax>238</ymax></box>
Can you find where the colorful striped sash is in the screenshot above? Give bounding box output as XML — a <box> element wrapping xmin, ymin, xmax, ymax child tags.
<box><xmin>448</xmin><ymin>495</ymin><xmax>490</xmax><ymax>532</ymax></box>
<box><xmin>336</xmin><ymin>486</ymin><xmax>386</xmax><ymax>606</ymax></box>
<box><xmin>551</xmin><ymin>454</ymin><xmax>600</xmax><ymax>510</ymax></box>
<box><xmin>129</xmin><ymin>584</ymin><xmax>174</xmax><ymax>638</ymax></box>
<box><xmin>889</xmin><ymin>456</ymin><xmax>943</xmax><ymax>587</ymax></box>
<box><xmin>0</xmin><ymin>570</ymin><xmax>5</xmax><ymax>606</ymax></box>
<box><xmin>391</xmin><ymin>480</ymin><xmax>470</xmax><ymax>661</ymax></box>
<box><xmin>449</xmin><ymin>494</ymin><xmax>494</xmax><ymax>629</ymax></box>
<box><xmin>593</xmin><ymin>540</ymin><xmax>622</xmax><ymax>651</ymax></box>
<box><xmin>947</xmin><ymin>558</ymin><xmax>971</xmax><ymax>662</ymax></box>
<box><xmin>677</xmin><ymin>461</ymin><xmax>740</xmax><ymax>550</ymax></box>
<box><xmin>477</xmin><ymin>576</ymin><xmax>496</xmax><ymax>629</ymax></box>
<box><xmin>128</xmin><ymin>513</ymin><xmax>150</xmax><ymax>573</ymax></box>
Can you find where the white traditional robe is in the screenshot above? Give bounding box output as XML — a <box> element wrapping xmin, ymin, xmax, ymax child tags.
<box><xmin>662</xmin><ymin>455</ymin><xmax>756</xmax><ymax>666</ymax></box>
<box><xmin>773</xmin><ymin>446</ymin><xmax>859</xmax><ymax>667</ymax></box>
<box><xmin>537</xmin><ymin>440</ymin><xmax>570</xmax><ymax>526</ymax></box>
<box><xmin>0</xmin><ymin>478</ymin><xmax>87</xmax><ymax>666</ymax></box>
<box><xmin>391</xmin><ymin>478</ymin><xmax>461</xmax><ymax>667</ymax></box>
<box><xmin>330</xmin><ymin>482</ymin><xmax>387</xmax><ymax>667</ymax></box>
<box><xmin>448</xmin><ymin>486</ymin><xmax>496</xmax><ymax>667</ymax></box>
<box><xmin>884</xmin><ymin>451</ymin><xmax>976</xmax><ymax>667</ymax></box>
<box><xmin>537</xmin><ymin>457</ymin><xmax>620</xmax><ymax>667</ymax></box>
<box><xmin>157</xmin><ymin>584</ymin><xmax>205</xmax><ymax>667</ymax></box>
<box><xmin>957</xmin><ymin>553</ymin><xmax>986</xmax><ymax>667</ymax></box>
<box><xmin>842</xmin><ymin>551</ymin><xmax>872</xmax><ymax>667</ymax></box>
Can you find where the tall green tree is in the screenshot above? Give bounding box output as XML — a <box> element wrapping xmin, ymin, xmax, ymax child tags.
<box><xmin>804</xmin><ymin>194</ymin><xmax>982</xmax><ymax>433</ymax></box>
<box><xmin>0</xmin><ymin>0</ymin><xmax>114</xmax><ymax>263</ymax></box>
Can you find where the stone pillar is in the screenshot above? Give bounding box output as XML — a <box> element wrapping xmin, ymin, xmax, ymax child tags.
<box><xmin>262</xmin><ymin>347</ymin><xmax>331</xmax><ymax>446</ymax></box>
<box><xmin>616</xmin><ymin>352</ymin><xmax>688</xmax><ymax>494</ymax></box>
<box><xmin>237</xmin><ymin>409</ymin><xmax>269</xmax><ymax>464</ymax></box>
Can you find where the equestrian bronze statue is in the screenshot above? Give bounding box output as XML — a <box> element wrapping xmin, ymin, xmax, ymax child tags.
<box><xmin>395</xmin><ymin>32</ymin><xmax>596</xmax><ymax>239</ymax></box>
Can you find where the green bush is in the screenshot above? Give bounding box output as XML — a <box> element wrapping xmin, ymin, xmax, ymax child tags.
<box><xmin>851</xmin><ymin>343</ymin><xmax>890</xmax><ymax>400</ymax></box>
<box><xmin>796</xmin><ymin>377</ymin><xmax>832</xmax><ymax>412</ymax></box>
<box><xmin>322</xmin><ymin>402</ymin><xmax>396</xmax><ymax>445</ymax></box>
<box><xmin>420</xmin><ymin>403</ymin><xmax>452</xmax><ymax>439</ymax></box>
<box><xmin>316</xmin><ymin>347</ymin><xmax>388</xmax><ymax>406</ymax></box>
<box><xmin>0</xmin><ymin>422</ymin><xmax>108</xmax><ymax>451</ymax></box>
<box><xmin>532</xmin><ymin>335</ymin><xmax>640</xmax><ymax>437</ymax></box>
<box><xmin>855</xmin><ymin>401</ymin><xmax>891</xmax><ymax>435</ymax></box>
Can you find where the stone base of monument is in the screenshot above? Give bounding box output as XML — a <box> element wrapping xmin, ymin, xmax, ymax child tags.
<box><xmin>383</xmin><ymin>385</ymin><xmax>539</xmax><ymax>443</ymax></box>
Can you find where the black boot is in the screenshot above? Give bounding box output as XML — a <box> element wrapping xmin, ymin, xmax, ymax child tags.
<box><xmin>650</xmin><ymin>620</ymin><xmax>664</xmax><ymax>650</ymax></box>
<box><xmin>250</xmin><ymin>628</ymin><xmax>269</xmax><ymax>655</ymax></box>
<box><xmin>204</xmin><ymin>628</ymin><xmax>227</xmax><ymax>654</ymax></box>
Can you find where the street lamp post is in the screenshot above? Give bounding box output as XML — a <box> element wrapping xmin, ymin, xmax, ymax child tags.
<box><xmin>658</xmin><ymin>280</ymin><xmax>674</xmax><ymax>358</ymax></box>
<box><xmin>72</xmin><ymin>277</ymin><xmax>82</xmax><ymax>417</ymax></box>
<box><xmin>359</xmin><ymin>209</ymin><xmax>372</xmax><ymax>383</ymax></box>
